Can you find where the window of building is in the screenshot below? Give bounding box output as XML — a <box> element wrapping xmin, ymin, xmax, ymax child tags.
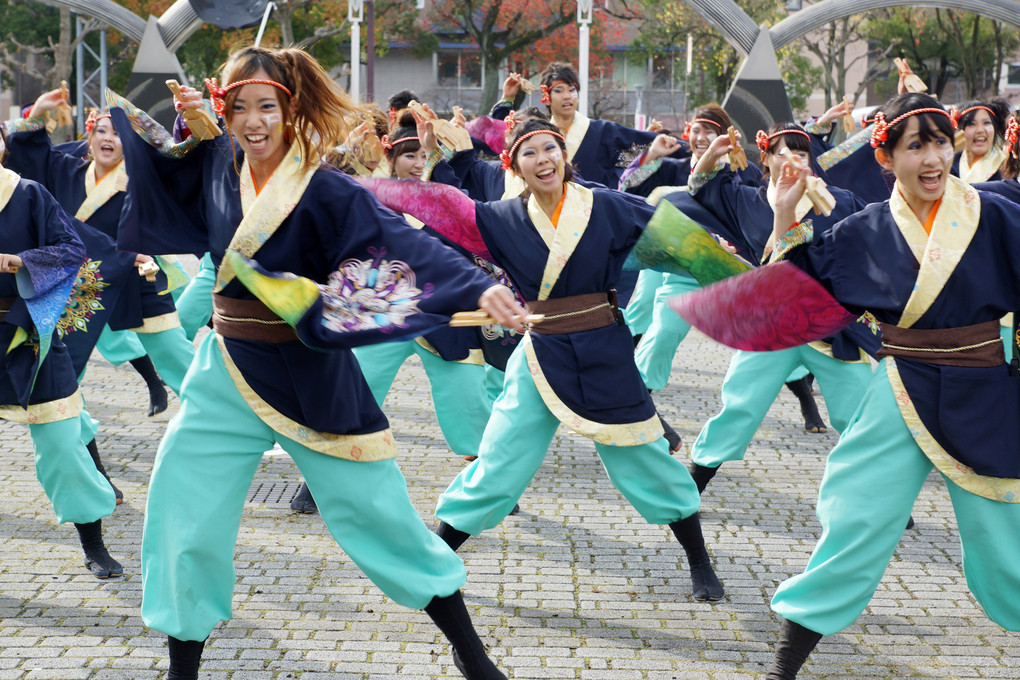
<box><xmin>436</xmin><ymin>50</ymin><xmax>482</xmax><ymax>88</ymax></box>
<box><xmin>1008</xmin><ymin>63</ymin><xmax>1020</xmax><ymax>86</ymax></box>
<box><xmin>651</xmin><ymin>53</ymin><xmax>675</xmax><ymax>89</ymax></box>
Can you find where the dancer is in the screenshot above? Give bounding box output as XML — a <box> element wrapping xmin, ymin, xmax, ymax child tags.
<box><xmin>684</xmin><ymin>123</ymin><xmax>873</xmax><ymax>493</ymax></box>
<box><xmin>289</xmin><ymin>110</ymin><xmax>498</xmax><ymax>514</ymax></box>
<box><xmin>3</xmin><ymin>92</ymin><xmax>196</xmax><ymax>412</ymax></box>
<box><xmin>761</xmin><ymin>92</ymin><xmax>1020</xmax><ymax>678</ymax></box>
<box><xmin>0</xmin><ymin>128</ymin><xmax>123</xmax><ymax>579</ymax></box>
<box><xmin>951</xmin><ymin>98</ymin><xmax>1011</xmax><ymax>183</ymax></box>
<box><xmin>111</xmin><ymin>46</ymin><xmax>525</xmax><ymax>680</ymax></box>
<box><xmin>362</xmin><ymin>118</ymin><xmax>725</xmax><ymax>602</ymax></box>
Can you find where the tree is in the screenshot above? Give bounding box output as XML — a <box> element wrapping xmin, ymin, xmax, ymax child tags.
<box><xmin>861</xmin><ymin>8</ymin><xmax>1019</xmax><ymax>100</ymax></box>
<box><xmin>799</xmin><ymin>14</ymin><xmax>896</xmax><ymax>109</ymax></box>
<box><xmin>415</xmin><ymin>0</ymin><xmax>585</xmax><ymax>112</ymax></box>
<box><xmin>0</xmin><ymin>2</ymin><xmax>98</xmax><ymax>93</ymax></box>
<box><xmin>0</xmin><ymin>1</ymin><xmax>173</xmax><ymax>106</ymax></box>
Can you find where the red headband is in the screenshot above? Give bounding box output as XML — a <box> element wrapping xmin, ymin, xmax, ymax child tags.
<box><xmin>381</xmin><ymin>134</ymin><xmax>419</xmax><ymax>151</ymax></box>
<box><xmin>540</xmin><ymin>80</ymin><xmax>573</xmax><ymax>105</ymax></box>
<box><xmin>870</xmin><ymin>107</ymin><xmax>954</xmax><ymax>148</ymax></box>
<box><xmin>204</xmin><ymin>77</ymin><xmax>293</xmax><ymax>117</ymax></box>
<box><xmin>85</xmin><ymin>111</ymin><xmax>111</xmax><ymax>135</ymax></box>
<box><xmin>951</xmin><ymin>104</ymin><xmax>996</xmax><ymax>126</ymax></box>
<box><xmin>505</xmin><ymin>110</ymin><xmax>517</xmax><ymax>135</ymax></box>
<box><xmin>1006</xmin><ymin>115</ymin><xmax>1019</xmax><ymax>156</ymax></box>
<box><xmin>682</xmin><ymin>118</ymin><xmax>722</xmax><ymax>141</ymax></box>
<box><xmin>500</xmin><ymin>129</ymin><xmax>566</xmax><ymax>170</ymax></box>
<box><xmin>755</xmin><ymin>128</ymin><xmax>809</xmax><ymax>152</ymax></box>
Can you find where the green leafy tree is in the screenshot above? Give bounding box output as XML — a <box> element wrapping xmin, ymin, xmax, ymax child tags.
<box><xmin>861</xmin><ymin>8</ymin><xmax>1020</xmax><ymax>100</ymax></box>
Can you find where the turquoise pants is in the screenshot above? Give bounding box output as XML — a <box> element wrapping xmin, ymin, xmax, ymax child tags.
<box><xmin>483</xmin><ymin>365</ymin><xmax>506</xmax><ymax>408</ymax></box>
<box><xmin>176</xmin><ymin>253</ymin><xmax>215</xmax><ymax>341</ymax></box>
<box><xmin>634</xmin><ymin>273</ymin><xmax>700</xmax><ymax>390</ymax></box>
<box><xmin>353</xmin><ymin>340</ymin><xmax>490</xmax><ymax>458</ymax></box>
<box><xmin>772</xmin><ymin>360</ymin><xmax>1020</xmax><ymax>635</ymax></box>
<box><xmin>690</xmin><ymin>347</ymin><xmax>873</xmax><ymax>468</ymax></box>
<box><xmin>141</xmin><ymin>333</ymin><xmax>466</xmax><ymax>640</ymax></box>
<box><xmin>136</xmin><ymin>326</ymin><xmax>194</xmax><ymax>396</ymax></box>
<box><xmin>26</xmin><ymin>415</ymin><xmax>116</xmax><ymax>524</ymax></box>
<box><xmin>95</xmin><ymin>326</ymin><xmax>145</xmax><ymax>365</ymax></box>
<box><xmin>436</xmin><ymin>346</ymin><xmax>701</xmax><ymax>536</ymax></box>
<box><xmin>623</xmin><ymin>270</ymin><xmax>664</xmax><ymax>337</ymax></box>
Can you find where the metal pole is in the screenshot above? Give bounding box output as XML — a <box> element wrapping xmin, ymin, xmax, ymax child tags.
<box><xmin>577</xmin><ymin>0</ymin><xmax>593</xmax><ymax>117</ymax></box>
<box><xmin>349</xmin><ymin>0</ymin><xmax>364</xmax><ymax>101</ymax></box>
<box><xmin>75</xmin><ymin>14</ymin><xmax>85</xmax><ymax>132</ymax></box>
<box><xmin>366</xmin><ymin>0</ymin><xmax>375</xmax><ymax>102</ymax></box>
<box><xmin>254</xmin><ymin>2</ymin><xmax>275</xmax><ymax>48</ymax></box>
<box><xmin>99</xmin><ymin>29</ymin><xmax>107</xmax><ymax>99</ymax></box>
<box><xmin>683</xmin><ymin>32</ymin><xmax>692</xmax><ymax>120</ymax></box>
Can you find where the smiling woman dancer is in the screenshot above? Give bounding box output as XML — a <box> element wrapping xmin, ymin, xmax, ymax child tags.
<box><xmin>761</xmin><ymin>92</ymin><xmax>1020</xmax><ymax>678</ymax></box>
<box><xmin>361</xmin><ymin>118</ymin><xmax>725</xmax><ymax>602</ymax></box>
<box><xmin>951</xmin><ymin>98</ymin><xmax>1011</xmax><ymax>184</ymax></box>
<box><xmin>109</xmin><ymin>46</ymin><xmax>525</xmax><ymax>680</ymax></box>
<box><xmin>0</xmin><ymin>128</ymin><xmax>123</xmax><ymax>580</ymax></box>
<box><xmin>4</xmin><ymin>93</ymin><xmax>196</xmax><ymax>415</ymax></box>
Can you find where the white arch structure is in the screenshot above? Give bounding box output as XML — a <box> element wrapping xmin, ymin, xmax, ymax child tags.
<box><xmin>40</xmin><ymin>0</ymin><xmax>1020</xmax><ymax>64</ymax></box>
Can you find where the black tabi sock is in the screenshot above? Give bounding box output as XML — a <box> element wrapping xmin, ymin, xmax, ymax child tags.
<box><xmin>785</xmin><ymin>375</ymin><xmax>825</xmax><ymax>432</ymax></box>
<box><xmin>86</xmin><ymin>438</ymin><xmax>122</xmax><ymax>502</ymax></box>
<box><xmin>424</xmin><ymin>592</ymin><xmax>506</xmax><ymax>680</ymax></box>
<box><xmin>765</xmin><ymin>618</ymin><xmax>823</xmax><ymax>680</ymax></box>
<box><xmin>435</xmin><ymin>522</ymin><xmax>471</xmax><ymax>551</ymax></box>
<box><xmin>74</xmin><ymin>519</ymin><xmax>122</xmax><ymax>577</ymax></box>
<box><xmin>167</xmin><ymin>636</ymin><xmax>205</xmax><ymax>680</ymax></box>
<box><xmin>688</xmin><ymin>463</ymin><xmax>718</xmax><ymax>494</ymax></box>
<box><xmin>129</xmin><ymin>355</ymin><xmax>168</xmax><ymax>416</ymax></box>
<box><xmin>668</xmin><ymin>513</ymin><xmax>724</xmax><ymax>601</ymax></box>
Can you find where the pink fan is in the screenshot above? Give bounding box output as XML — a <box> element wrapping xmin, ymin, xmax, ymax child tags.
<box><xmin>464</xmin><ymin>116</ymin><xmax>506</xmax><ymax>154</ymax></box>
<box><xmin>669</xmin><ymin>261</ymin><xmax>856</xmax><ymax>351</ymax></box>
<box><xmin>358</xmin><ymin>178</ymin><xmax>491</xmax><ymax>261</ymax></box>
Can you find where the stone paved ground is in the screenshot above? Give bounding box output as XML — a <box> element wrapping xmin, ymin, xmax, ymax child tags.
<box><xmin>1</xmin><ymin>330</ymin><xmax>1016</xmax><ymax>679</ymax></box>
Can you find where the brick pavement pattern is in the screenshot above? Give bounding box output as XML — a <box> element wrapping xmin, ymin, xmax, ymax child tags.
<box><xmin>1</xmin><ymin>330</ymin><xmax>1016</xmax><ymax>679</ymax></box>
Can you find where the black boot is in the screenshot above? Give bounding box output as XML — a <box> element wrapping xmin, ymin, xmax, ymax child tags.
<box><xmin>785</xmin><ymin>375</ymin><xmax>826</xmax><ymax>433</ymax></box>
<box><xmin>435</xmin><ymin>522</ymin><xmax>471</xmax><ymax>551</ymax></box>
<box><xmin>657</xmin><ymin>412</ymin><xmax>683</xmax><ymax>454</ymax></box>
<box><xmin>129</xmin><ymin>355</ymin><xmax>168</xmax><ymax>417</ymax></box>
<box><xmin>86</xmin><ymin>438</ymin><xmax>122</xmax><ymax>505</ymax></box>
<box><xmin>906</xmin><ymin>515</ymin><xmax>915</xmax><ymax>530</ymax></box>
<box><xmin>74</xmin><ymin>519</ymin><xmax>123</xmax><ymax>579</ymax></box>
<box><xmin>688</xmin><ymin>463</ymin><xmax>719</xmax><ymax>495</ymax></box>
<box><xmin>167</xmin><ymin>636</ymin><xmax>205</xmax><ymax>680</ymax></box>
<box><xmin>290</xmin><ymin>482</ymin><xmax>318</xmax><ymax>514</ymax></box>
<box><xmin>650</xmin><ymin>390</ymin><xmax>682</xmax><ymax>453</ymax></box>
<box><xmin>669</xmin><ymin>513</ymin><xmax>724</xmax><ymax>601</ymax></box>
<box><xmin>765</xmin><ymin>618</ymin><xmax>823</xmax><ymax>680</ymax></box>
<box><xmin>424</xmin><ymin>591</ymin><xmax>506</xmax><ymax>680</ymax></box>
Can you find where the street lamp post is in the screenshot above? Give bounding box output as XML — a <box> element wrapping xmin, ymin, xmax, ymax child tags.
<box><xmin>577</xmin><ymin>0</ymin><xmax>593</xmax><ymax>117</ymax></box>
<box><xmin>349</xmin><ymin>0</ymin><xmax>364</xmax><ymax>101</ymax></box>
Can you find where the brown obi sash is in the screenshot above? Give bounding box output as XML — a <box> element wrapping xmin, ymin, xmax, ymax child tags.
<box><xmin>877</xmin><ymin>319</ymin><xmax>1004</xmax><ymax>367</ymax></box>
<box><xmin>212</xmin><ymin>293</ymin><xmax>298</xmax><ymax>343</ymax></box>
<box><xmin>0</xmin><ymin>296</ymin><xmax>14</xmax><ymax>323</ymax></box>
<box><xmin>526</xmin><ymin>290</ymin><xmax>622</xmax><ymax>335</ymax></box>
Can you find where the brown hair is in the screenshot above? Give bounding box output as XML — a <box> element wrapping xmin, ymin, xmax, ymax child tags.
<box><xmin>220</xmin><ymin>46</ymin><xmax>361</xmax><ymax>171</ymax></box>
<box><xmin>689</xmin><ymin>103</ymin><xmax>731</xmax><ymax>133</ymax></box>
<box><xmin>384</xmin><ymin>109</ymin><xmax>422</xmax><ymax>164</ymax></box>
